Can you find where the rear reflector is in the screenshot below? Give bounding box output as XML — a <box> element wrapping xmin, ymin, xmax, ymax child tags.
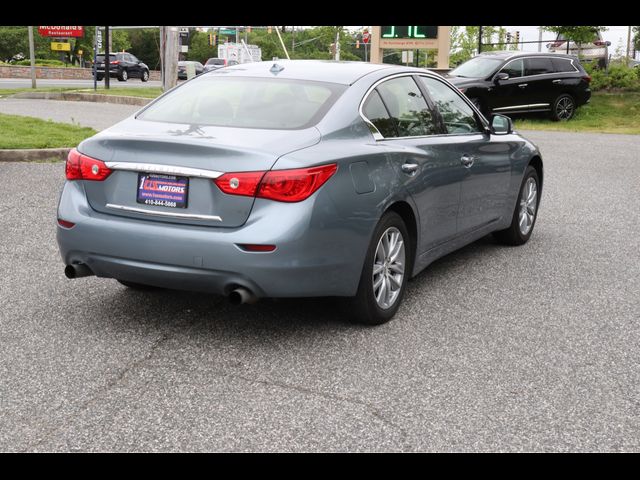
<box><xmin>237</xmin><ymin>244</ymin><xmax>277</xmax><ymax>252</ymax></box>
<box><xmin>215</xmin><ymin>163</ymin><xmax>337</xmax><ymax>203</ymax></box>
<box><xmin>57</xmin><ymin>218</ymin><xmax>75</xmax><ymax>228</ymax></box>
<box><xmin>66</xmin><ymin>148</ymin><xmax>113</xmax><ymax>181</ymax></box>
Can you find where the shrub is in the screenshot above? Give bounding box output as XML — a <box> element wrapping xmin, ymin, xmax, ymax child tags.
<box><xmin>584</xmin><ymin>62</ymin><xmax>640</xmax><ymax>91</ymax></box>
<box><xmin>14</xmin><ymin>59</ymin><xmax>67</xmax><ymax>67</ymax></box>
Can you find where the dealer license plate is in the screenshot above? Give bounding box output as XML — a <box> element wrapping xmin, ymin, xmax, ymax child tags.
<box><xmin>136</xmin><ymin>173</ymin><xmax>189</xmax><ymax>209</ymax></box>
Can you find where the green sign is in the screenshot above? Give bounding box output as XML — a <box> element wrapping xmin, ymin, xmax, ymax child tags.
<box><xmin>219</xmin><ymin>29</ymin><xmax>236</xmax><ymax>35</ymax></box>
<box><xmin>381</xmin><ymin>26</ymin><xmax>437</xmax><ymax>39</ymax></box>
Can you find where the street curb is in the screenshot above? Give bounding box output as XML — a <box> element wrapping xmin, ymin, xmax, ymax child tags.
<box><xmin>11</xmin><ymin>91</ymin><xmax>152</xmax><ymax>106</ymax></box>
<box><xmin>0</xmin><ymin>147</ymin><xmax>70</xmax><ymax>162</ymax></box>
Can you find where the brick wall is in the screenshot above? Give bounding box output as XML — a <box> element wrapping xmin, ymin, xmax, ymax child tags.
<box><xmin>0</xmin><ymin>65</ymin><xmax>161</xmax><ymax>81</ymax></box>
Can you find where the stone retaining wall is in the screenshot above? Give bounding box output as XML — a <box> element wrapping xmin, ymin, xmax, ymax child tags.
<box><xmin>0</xmin><ymin>65</ymin><xmax>161</xmax><ymax>81</ymax></box>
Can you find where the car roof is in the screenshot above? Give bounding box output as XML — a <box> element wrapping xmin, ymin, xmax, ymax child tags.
<box><xmin>207</xmin><ymin>59</ymin><xmax>399</xmax><ymax>85</ymax></box>
<box><xmin>477</xmin><ymin>51</ymin><xmax>579</xmax><ymax>61</ymax></box>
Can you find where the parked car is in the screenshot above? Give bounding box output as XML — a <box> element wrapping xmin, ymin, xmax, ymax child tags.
<box><xmin>94</xmin><ymin>52</ymin><xmax>150</xmax><ymax>82</ymax></box>
<box><xmin>178</xmin><ymin>61</ymin><xmax>205</xmax><ymax>80</ymax></box>
<box><xmin>203</xmin><ymin>57</ymin><xmax>228</xmax><ymax>72</ymax></box>
<box><xmin>57</xmin><ymin>60</ymin><xmax>543</xmax><ymax>325</ymax></box>
<box><xmin>446</xmin><ymin>51</ymin><xmax>591</xmax><ymax>121</ymax></box>
<box><xmin>547</xmin><ymin>30</ymin><xmax>610</xmax><ymax>69</ymax></box>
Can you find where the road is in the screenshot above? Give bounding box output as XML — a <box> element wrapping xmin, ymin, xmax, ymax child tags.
<box><xmin>0</xmin><ymin>78</ymin><xmax>162</xmax><ymax>89</ymax></box>
<box><xmin>0</xmin><ymin>98</ymin><xmax>141</xmax><ymax>131</ymax></box>
<box><xmin>0</xmin><ymin>121</ymin><xmax>639</xmax><ymax>450</ymax></box>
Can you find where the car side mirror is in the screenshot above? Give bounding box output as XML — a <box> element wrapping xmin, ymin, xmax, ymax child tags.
<box><xmin>494</xmin><ymin>72</ymin><xmax>509</xmax><ymax>83</ymax></box>
<box><xmin>491</xmin><ymin>114</ymin><xmax>513</xmax><ymax>135</ymax></box>
<box><xmin>605</xmin><ymin>41</ymin><xmax>611</xmax><ymax>47</ymax></box>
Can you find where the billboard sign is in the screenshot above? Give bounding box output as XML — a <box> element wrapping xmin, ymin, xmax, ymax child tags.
<box><xmin>38</xmin><ymin>26</ymin><xmax>84</xmax><ymax>37</ymax></box>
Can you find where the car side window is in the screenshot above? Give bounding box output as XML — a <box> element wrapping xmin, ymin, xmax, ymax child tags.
<box><xmin>551</xmin><ymin>58</ymin><xmax>576</xmax><ymax>73</ymax></box>
<box><xmin>525</xmin><ymin>58</ymin><xmax>553</xmax><ymax>76</ymax></box>
<box><xmin>375</xmin><ymin>76</ymin><xmax>437</xmax><ymax>137</ymax></box>
<box><xmin>129</xmin><ymin>54</ymin><xmax>139</xmax><ymax>63</ymax></box>
<box><xmin>362</xmin><ymin>89</ymin><xmax>397</xmax><ymax>138</ymax></box>
<box><xmin>418</xmin><ymin>77</ymin><xmax>481</xmax><ymax>135</ymax></box>
<box><xmin>500</xmin><ymin>59</ymin><xmax>524</xmax><ymax>78</ymax></box>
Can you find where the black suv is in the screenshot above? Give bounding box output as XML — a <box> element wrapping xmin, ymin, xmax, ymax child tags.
<box><xmin>446</xmin><ymin>51</ymin><xmax>591</xmax><ymax>121</ymax></box>
<box><xmin>94</xmin><ymin>52</ymin><xmax>150</xmax><ymax>82</ymax></box>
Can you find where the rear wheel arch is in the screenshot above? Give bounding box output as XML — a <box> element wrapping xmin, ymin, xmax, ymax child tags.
<box><xmin>528</xmin><ymin>155</ymin><xmax>543</xmax><ymax>191</ymax></box>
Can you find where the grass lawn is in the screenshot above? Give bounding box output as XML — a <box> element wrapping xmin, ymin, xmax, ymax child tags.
<box><xmin>71</xmin><ymin>87</ymin><xmax>163</xmax><ymax>98</ymax></box>
<box><xmin>513</xmin><ymin>92</ymin><xmax>640</xmax><ymax>135</ymax></box>
<box><xmin>0</xmin><ymin>113</ymin><xmax>96</xmax><ymax>149</ymax></box>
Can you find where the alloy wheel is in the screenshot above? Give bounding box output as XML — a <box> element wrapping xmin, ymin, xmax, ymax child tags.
<box><xmin>372</xmin><ymin>227</ymin><xmax>405</xmax><ymax>310</ymax></box>
<box><xmin>518</xmin><ymin>177</ymin><xmax>538</xmax><ymax>235</ymax></box>
<box><xmin>556</xmin><ymin>96</ymin><xmax>574</xmax><ymax>120</ymax></box>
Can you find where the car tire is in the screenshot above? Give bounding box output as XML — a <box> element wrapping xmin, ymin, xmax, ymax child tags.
<box><xmin>117</xmin><ymin>69</ymin><xmax>128</xmax><ymax>82</ymax></box>
<box><xmin>117</xmin><ymin>279</ymin><xmax>161</xmax><ymax>290</ymax></box>
<box><xmin>550</xmin><ymin>93</ymin><xmax>575</xmax><ymax>121</ymax></box>
<box><xmin>351</xmin><ymin>211</ymin><xmax>411</xmax><ymax>326</ymax></box>
<box><xmin>96</xmin><ymin>75</ymin><xmax>103</xmax><ymax>81</ymax></box>
<box><xmin>493</xmin><ymin>165</ymin><xmax>540</xmax><ymax>246</ymax></box>
<box><xmin>141</xmin><ymin>69</ymin><xmax>149</xmax><ymax>82</ymax></box>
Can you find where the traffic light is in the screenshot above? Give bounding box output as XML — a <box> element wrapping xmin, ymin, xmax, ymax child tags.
<box><xmin>506</xmin><ymin>32</ymin><xmax>512</xmax><ymax>44</ymax></box>
<box><xmin>267</xmin><ymin>26</ymin><xmax>272</xmax><ymax>34</ymax></box>
<box><xmin>356</xmin><ymin>40</ymin><xmax>360</xmax><ymax>49</ymax></box>
<box><xmin>247</xmin><ymin>26</ymin><xmax>252</xmax><ymax>33</ymax></box>
<box><xmin>514</xmin><ymin>31</ymin><xmax>520</xmax><ymax>46</ymax></box>
<box><xmin>208</xmin><ymin>33</ymin><xmax>213</xmax><ymax>46</ymax></box>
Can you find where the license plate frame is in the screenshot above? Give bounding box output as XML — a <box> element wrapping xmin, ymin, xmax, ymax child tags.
<box><xmin>136</xmin><ymin>173</ymin><xmax>189</xmax><ymax>209</ymax></box>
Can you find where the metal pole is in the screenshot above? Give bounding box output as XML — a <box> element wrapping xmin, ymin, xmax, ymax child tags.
<box><xmin>626</xmin><ymin>25</ymin><xmax>632</xmax><ymax>65</ymax></box>
<box><xmin>28</xmin><ymin>26</ymin><xmax>36</xmax><ymax>89</ymax></box>
<box><xmin>478</xmin><ymin>26</ymin><xmax>483</xmax><ymax>53</ymax></box>
<box><xmin>93</xmin><ymin>26</ymin><xmax>98</xmax><ymax>91</ymax></box>
<box><xmin>274</xmin><ymin>27</ymin><xmax>290</xmax><ymax>59</ymax></box>
<box><xmin>538</xmin><ymin>26</ymin><xmax>543</xmax><ymax>52</ymax></box>
<box><xmin>104</xmin><ymin>26</ymin><xmax>110</xmax><ymax>89</ymax></box>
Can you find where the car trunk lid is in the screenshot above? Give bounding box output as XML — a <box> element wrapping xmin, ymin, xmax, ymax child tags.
<box><xmin>79</xmin><ymin>117</ymin><xmax>321</xmax><ymax>228</ymax></box>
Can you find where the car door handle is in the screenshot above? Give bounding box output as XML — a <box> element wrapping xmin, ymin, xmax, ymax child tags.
<box><xmin>518</xmin><ymin>83</ymin><xmax>528</xmax><ymax>88</ymax></box>
<box><xmin>552</xmin><ymin>79</ymin><xmax>562</xmax><ymax>84</ymax></box>
<box><xmin>460</xmin><ymin>155</ymin><xmax>475</xmax><ymax>168</ymax></box>
<box><xmin>401</xmin><ymin>163</ymin><xmax>419</xmax><ymax>175</ymax></box>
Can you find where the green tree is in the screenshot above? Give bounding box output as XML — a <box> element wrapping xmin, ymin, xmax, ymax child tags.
<box><xmin>128</xmin><ymin>28</ymin><xmax>161</xmax><ymax>70</ymax></box>
<box><xmin>633</xmin><ymin>26</ymin><xmax>639</xmax><ymax>52</ymax></box>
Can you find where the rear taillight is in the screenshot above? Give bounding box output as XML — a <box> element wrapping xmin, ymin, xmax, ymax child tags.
<box><xmin>593</xmin><ymin>41</ymin><xmax>605</xmax><ymax>46</ymax></box>
<box><xmin>583</xmin><ymin>74</ymin><xmax>592</xmax><ymax>83</ymax></box>
<box><xmin>65</xmin><ymin>148</ymin><xmax>113</xmax><ymax>181</ymax></box>
<box><xmin>214</xmin><ymin>164</ymin><xmax>337</xmax><ymax>203</ymax></box>
<box><xmin>110</xmin><ymin>60</ymin><xmax>119</xmax><ymax>65</ymax></box>
<box><xmin>551</xmin><ymin>41</ymin><xmax>565</xmax><ymax>48</ymax></box>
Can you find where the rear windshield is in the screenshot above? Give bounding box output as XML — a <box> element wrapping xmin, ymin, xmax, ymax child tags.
<box><xmin>95</xmin><ymin>54</ymin><xmax>116</xmax><ymax>62</ymax></box>
<box><xmin>137</xmin><ymin>76</ymin><xmax>347</xmax><ymax>130</ymax></box>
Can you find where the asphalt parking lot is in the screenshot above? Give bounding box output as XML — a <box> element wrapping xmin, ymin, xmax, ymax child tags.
<box><xmin>0</xmin><ymin>129</ymin><xmax>639</xmax><ymax>452</ymax></box>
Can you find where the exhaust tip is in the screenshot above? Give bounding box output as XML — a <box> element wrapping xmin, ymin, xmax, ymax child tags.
<box><xmin>229</xmin><ymin>287</ymin><xmax>258</xmax><ymax>305</ymax></box>
<box><xmin>65</xmin><ymin>263</ymin><xmax>94</xmax><ymax>279</ymax></box>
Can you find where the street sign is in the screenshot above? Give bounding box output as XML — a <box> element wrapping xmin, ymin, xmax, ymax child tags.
<box><xmin>363</xmin><ymin>31</ymin><xmax>370</xmax><ymax>44</ymax></box>
<box><xmin>219</xmin><ymin>29</ymin><xmax>236</xmax><ymax>35</ymax></box>
<box><xmin>39</xmin><ymin>26</ymin><xmax>84</xmax><ymax>37</ymax></box>
<box><xmin>51</xmin><ymin>42</ymin><xmax>71</xmax><ymax>51</ymax></box>
<box><xmin>401</xmin><ymin>50</ymin><xmax>414</xmax><ymax>63</ymax></box>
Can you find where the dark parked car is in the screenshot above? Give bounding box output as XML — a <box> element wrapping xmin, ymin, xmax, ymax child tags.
<box><xmin>58</xmin><ymin>60</ymin><xmax>543</xmax><ymax>325</ymax></box>
<box><xmin>94</xmin><ymin>52</ymin><xmax>150</xmax><ymax>82</ymax></box>
<box><xmin>178</xmin><ymin>61</ymin><xmax>205</xmax><ymax>80</ymax></box>
<box><xmin>446</xmin><ymin>51</ymin><xmax>591</xmax><ymax>121</ymax></box>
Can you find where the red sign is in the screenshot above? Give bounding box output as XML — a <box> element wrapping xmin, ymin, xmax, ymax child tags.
<box><xmin>38</xmin><ymin>26</ymin><xmax>84</xmax><ymax>37</ymax></box>
<box><xmin>362</xmin><ymin>31</ymin><xmax>371</xmax><ymax>44</ymax></box>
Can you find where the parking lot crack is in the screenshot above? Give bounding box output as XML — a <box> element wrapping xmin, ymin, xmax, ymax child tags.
<box><xmin>213</xmin><ymin>370</ymin><xmax>412</xmax><ymax>450</ymax></box>
<box><xmin>22</xmin><ymin>332</ymin><xmax>171</xmax><ymax>452</ymax></box>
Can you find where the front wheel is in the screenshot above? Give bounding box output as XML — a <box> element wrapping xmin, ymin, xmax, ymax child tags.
<box><xmin>550</xmin><ymin>93</ymin><xmax>575</xmax><ymax>121</ymax></box>
<box><xmin>351</xmin><ymin>211</ymin><xmax>411</xmax><ymax>325</ymax></box>
<box><xmin>493</xmin><ymin>165</ymin><xmax>540</xmax><ymax>246</ymax></box>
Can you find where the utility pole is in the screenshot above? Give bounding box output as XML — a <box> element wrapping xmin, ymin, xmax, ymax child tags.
<box><xmin>28</xmin><ymin>26</ymin><xmax>36</xmax><ymax>89</ymax></box>
<box><xmin>478</xmin><ymin>26</ymin><xmax>483</xmax><ymax>54</ymax></box>
<box><xmin>626</xmin><ymin>25</ymin><xmax>632</xmax><ymax>65</ymax></box>
<box><xmin>538</xmin><ymin>26</ymin><xmax>543</xmax><ymax>52</ymax></box>
<box><xmin>335</xmin><ymin>29</ymin><xmax>340</xmax><ymax>61</ymax></box>
<box><xmin>104</xmin><ymin>26</ymin><xmax>110</xmax><ymax>89</ymax></box>
<box><xmin>161</xmin><ymin>26</ymin><xmax>179</xmax><ymax>91</ymax></box>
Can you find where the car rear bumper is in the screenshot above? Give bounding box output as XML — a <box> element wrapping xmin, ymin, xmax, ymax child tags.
<box><xmin>56</xmin><ymin>181</ymin><xmax>371</xmax><ymax>298</ymax></box>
